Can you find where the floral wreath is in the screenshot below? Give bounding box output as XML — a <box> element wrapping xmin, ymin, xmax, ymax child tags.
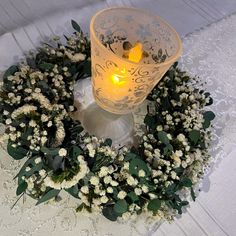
<box><xmin>0</xmin><ymin>21</ymin><xmax>215</xmax><ymax>222</ymax></box>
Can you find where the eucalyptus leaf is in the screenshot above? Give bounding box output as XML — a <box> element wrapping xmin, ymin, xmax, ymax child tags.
<box><xmin>113</xmin><ymin>200</ymin><xmax>128</xmax><ymax>214</ymax></box>
<box><xmin>127</xmin><ymin>192</ymin><xmax>139</xmax><ymax>203</ymax></box>
<box><xmin>3</xmin><ymin>65</ymin><xmax>18</xmax><ymax>81</ymax></box>
<box><xmin>38</xmin><ymin>62</ymin><xmax>54</xmax><ymax>71</ymax></box>
<box><xmin>71</xmin><ymin>20</ymin><xmax>82</xmax><ymax>33</ymax></box>
<box><xmin>16</xmin><ymin>181</ymin><xmax>28</xmax><ymax>196</ymax></box>
<box><xmin>179</xmin><ymin>177</ymin><xmax>192</xmax><ymax>188</ymax></box>
<box><xmin>129</xmin><ymin>158</ymin><xmax>151</xmax><ymax>177</ymax></box>
<box><xmin>147</xmin><ymin>199</ymin><xmax>161</xmax><ymax>212</ymax></box>
<box><xmin>203</xmin><ymin>111</ymin><xmax>215</xmax><ymax>129</ymax></box>
<box><xmin>190</xmin><ymin>187</ymin><xmax>196</xmax><ymax>201</ymax></box>
<box><xmin>158</xmin><ymin>131</ymin><xmax>170</xmax><ymax>145</ymax></box>
<box><xmin>36</xmin><ymin>189</ymin><xmax>60</xmax><ymax>205</ymax></box>
<box><xmin>7</xmin><ymin>143</ymin><xmax>28</xmax><ymax>160</ymax></box>
<box><xmin>144</xmin><ymin>114</ymin><xmax>156</xmax><ymax>130</ymax></box>
<box><xmin>65</xmin><ymin>185</ymin><xmax>79</xmax><ymax>199</ymax></box>
<box><xmin>188</xmin><ymin>129</ymin><xmax>200</xmax><ymax>145</ymax></box>
<box><xmin>41</xmin><ymin>146</ymin><xmax>60</xmax><ymax>156</ymax></box>
<box><xmin>102</xmin><ymin>205</ymin><xmax>119</xmax><ymax>221</ymax></box>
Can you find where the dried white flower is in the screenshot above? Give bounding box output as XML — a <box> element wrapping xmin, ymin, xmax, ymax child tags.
<box><xmin>58</xmin><ymin>148</ymin><xmax>67</xmax><ymax>157</ymax></box>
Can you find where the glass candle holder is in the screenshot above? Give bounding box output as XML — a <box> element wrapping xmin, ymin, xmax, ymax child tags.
<box><xmin>90</xmin><ymin>7</ymin><xmax>182</xmax><ymax>115</ymax></box>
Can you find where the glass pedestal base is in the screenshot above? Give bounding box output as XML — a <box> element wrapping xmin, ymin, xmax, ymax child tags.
<box><xmin>72</xmin><ymin>78</ymin><xmax>146</xmax><ymax>147</ymax></box>
<box><xmin>81</xmin><ymin>103</ymin><xmax>134</xmax><ymax>146</ymax></box>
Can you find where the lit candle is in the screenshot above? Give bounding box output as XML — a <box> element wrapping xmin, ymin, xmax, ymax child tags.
<box><xmin>90</xmin><ymin>7</ymin><xmax>182</xmax><ymax>114</ymax></box>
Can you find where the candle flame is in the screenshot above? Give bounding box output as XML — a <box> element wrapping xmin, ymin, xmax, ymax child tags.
<box><xmin>112</xmin><ymin>69</ymin><xmax>126</xmax><ymax>85</ymax></box>
<box><xmin>128</xmin><ymin>42</ymin><xmax>143</xmax><ymax>63</ymax></box>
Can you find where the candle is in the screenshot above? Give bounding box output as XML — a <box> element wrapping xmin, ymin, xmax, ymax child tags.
<box><xmin>90</xmin><ymin>7</ymin><xmax>182</xmax><ymax>114</ymax></box>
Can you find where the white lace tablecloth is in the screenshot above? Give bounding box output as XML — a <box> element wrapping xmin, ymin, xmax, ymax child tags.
<box><xmin>1</xmin><ymin>8</ymin><xmax>236</xmax><ymax>236</ymax></box>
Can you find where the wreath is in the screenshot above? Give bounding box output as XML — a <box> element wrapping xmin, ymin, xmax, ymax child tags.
<box><xmin>0</xmin><ymin>20</ymin><xmax>215</xmax><ymax>222</ymax></box>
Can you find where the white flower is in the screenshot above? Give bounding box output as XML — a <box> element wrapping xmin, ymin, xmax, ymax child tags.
<box><xmin>5</xmin><ymin>118</ymin><xmax>12</xmax><ymax>125</ymax></box>
<box><xmin>35</xmin><ymin>88</ymin><xmax>41</xmax><ymax>93</ymax></box>
<box><xmin>25</xmin><ymin>167</ymin><xmax>31</xmax><ymax>172</ymax></box>
<box><xmin>20</xmin><ymin>123</ymin><xmax>25</xmax><ymax>128</ymax></box>
<box><xmin>77</xmin><ymin>155</ymin><xmax>84</xmax><ymax>162</ymax></box>
<box><xmin>122</xmin><ymin>212</ymin><xmax>131</xmax><ymax>221</ymax></box>
<box><xmin>103</xmin><ymin>176</ymin><xmax>112</xmax><ymax>184</ymax></box>
<box><xmin>34</xmin><ymin>157</ymin><xmax>41</xmax><ymax>164</ymax></box>
<box><xmin>127</xmin><ymin>176</ymin><xmax>137</xmax><ymax>186</ymax></box>
<box><xmin>11</xmin><ymin>105</ymin><xmax>37</xmax><ymax>119</ymax></box>
<box><xmin>138</xmin><ymin>169</ymin><xmax>145</xmax><ymax>177</ymax></box>
<box><xmin>134</xmin><ymin>188</ymin><xmax>142</xmax><ymax>196</ymax></box>
<box><xmin>98</xmin><ymin>166</ymin><xmax>109</xmax><ymax>178</ymax></box>
<box><xmin>90</xmin><ymin>176</ymin><xmax>99</xmax><ymax>186</ymax></box>
<box><xmin>87</xmin><ymin>143</ymin><xmax>95</xmax><ymax>157</ymax></box>
<box><xmin>101</xmin><ymin>195</ymin><xmax>109</xmax><ymax>203</ymax></box>
<box><xmin>41</xmin><ymin>114</ymin><xmax>49</xmax><ymax>122</ymax></box>
<box><xmin>141</xmin><ymin>185</ymin><xmax>149</xmax><ymax>193</ymax></box>
<box><xmin>110</xmin><ymin>180</ymin><xmax>118</xmax><ymax>186</ymax></box>
<box><xmin>69</xmin><ymin>106</ymin><xmax>74</xmax><ymax>112</ymax></box>
<box><xmin>47</xmin><ymin>121</ymin><xmax>53</xmax><ymax>127</ymax></box>
<box><xmin>117</xmin><ymin>190</ymin><xmax>127</xmax><ymax>199</ymax></box>
<box><xmin>58</xmin><ymin>148</ymin><xmax>67</xmax><ymax>157</ymax></box>
<box><xmin>41</xmin><ymin>136</ymin><xmax>47</xmax><ymax>145</ymax></box>
<box><xmin>177</xmin><ymin>133</ymin><xmax>185</xmax><ymax>142</ymax></box>
<box><xmin>81</xmin><ymin>186</ymin><xmax>89</xmax><ymax>194</ymax></box>
<box><xmin>156</xmin><ymin>125</ymin><xmax>163</xmax><ymax>131</ymax></box>
<box><xmin>3</xmin><ymin>110</ymin><xmax>9</xmax><ymax>115</ymax></box>
<box><xmin>65</xmin><ymin>52</ymin><xmax>86</xmax><ymax>62</ymax></box>
<box><xmin>39</xmin><ymin>169</ymin><xmax>46</xmax><ymax>177</ymax></box>
<box><xmin>175</xmin><ymin>150</ymin><xmax>183</xmax><ymax>157</ymax></box>
<box><xmin>107</xmin><ymin>187</ymin><xmax>113</xmax><ymax>193</ymax></box>
<box><xmin>29</xmin><ymin>120</ymin><xmax>37</xmax><ymax>127</ymax></box>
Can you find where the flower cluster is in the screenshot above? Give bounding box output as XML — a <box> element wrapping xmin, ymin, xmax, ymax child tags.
<box><xmin>0</xmin><ymin>21</ymin><xmax>214</xmax><ymax>223</ymax></box>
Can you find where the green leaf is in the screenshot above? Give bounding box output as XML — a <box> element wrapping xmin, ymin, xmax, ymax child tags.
<box><xmin>124</xmin><ymin>152</ymin><xmax>139</xmax><ymax>161</ymax></box>
<box><xmin>144</xmin><ymin>115</ymin><xmax>156</xmax><ymax>130</ymax></box>
<box><xmin>65</xmin><ymin>185</ymin><xmax>79</xmax><ymax>199</ymax></box>
<box><xmin>41</xmin><ymin>146</ymin><xmax>60</xmax><ymax>156</ymax></box>
<box><xmin>129</xmin><ymin>158</ymin><xmax>151</xmax><ymax>177</ymax></box>
<box><xmin>36</xmin><ymin>189</ymin><xmax>60</xmax><ymax>205</ymax></box>
<box><xmin>163</xmin><ymin>144</ymin><xmax>173</xmax><ymax>155</ymax></box>
<box><xmin>158</xmin><ymin>131</ymin><xmax>170</xmax><ymax>145</ymax></box>
<box><xmin>102</xmin><ymin>205</ymin><xmax>119</xmax><ymax>221</ymax></box>
<box><xmin>76</xmin><ymin>203</ymin><xmax>85</xmax><ymax>212</ymax></box>
<box><xmin>16</xmin><ymin>181</ymin><xmax>28</xmax><ymax>196</ymax></box>
<box><xmin>7</xmin><ymin>143</ymin><xmax>28</xmax><ymax>160</ymax></box>
<box><xmin>15</xmin><ymin>156</ymin><xmax>42</xmax><ymax>180</ymax></box>
<box><xmin>179</xmin><ymin>177</ymin><xmax>192</xmax><ymax>188</ymax></box>
<box><xmin>203</xmin><ymin>111</ymin><xmax>215</xmax><ymax>129</ymax></box>
<box><xmin>71</xmin><ymin>20</ymin><xmax>82</xmax><ymax>33</ymax></box>
<box><xmin>70</xmin><ymin>146</ymin><xmax>82</xmax><ymax>159</ymax></box>
<box><xmin>104</xmin><ymin>138</ymin><xmax>112</xmax><ymax>147</ymax></box>
<box><xmin>127</xmin><ymin>192</ymin><xmax>139</xmax><ymax>203</ymax></box>
<box><xmin>3</xmin><ymin>65</ymin><xmax>18</xmax><ymax>81</ymax></box>
<box><xmin>181</xmin><ymin>201</ymin><xmax>189</xmax><ymax>206</ymax></box>
<box><xmin>147</xmin><ymin>199</ymin><xmax>161</xmax><ymax>212</ymax></box>
<box><xmin>113</xmin><ymin>200</ymin><xmax>128</xmax><ymax>214</ymax></box>
<box><xmin>38</xmin><ymin>62</ymin><xmax>54</xmax><ymax>71</ymax></box>
<box><xmin>188</xmin><ymin>129</ymin><xmax>200</xmax><ymax>145</ymax></box>
<box><xmin>190</xmin><ymin>187</ymin><xmax>196</xmax><ymax>201</ymax></box>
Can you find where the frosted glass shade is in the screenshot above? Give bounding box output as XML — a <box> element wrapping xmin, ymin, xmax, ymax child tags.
<box><xmin>90</xmin><ymin>7</ymin><xmax>182</xmax><ymax>114</ymax></box>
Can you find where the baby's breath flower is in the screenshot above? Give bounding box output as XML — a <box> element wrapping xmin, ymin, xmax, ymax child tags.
<box><xmin>117</xmin><ymin>190</ymin><xmax>127</xmax><ymax>199</ymax></box>
<box><xmin>58</xmin><ymin>148</ymin><xmax>67</xmax><ymax>157</ymax></box>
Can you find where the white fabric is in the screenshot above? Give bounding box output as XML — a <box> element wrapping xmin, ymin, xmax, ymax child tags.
<box><xmin>1</xmin><ymin>2</ymin><xmax>236</xmax><ymax>236</ymax></box>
